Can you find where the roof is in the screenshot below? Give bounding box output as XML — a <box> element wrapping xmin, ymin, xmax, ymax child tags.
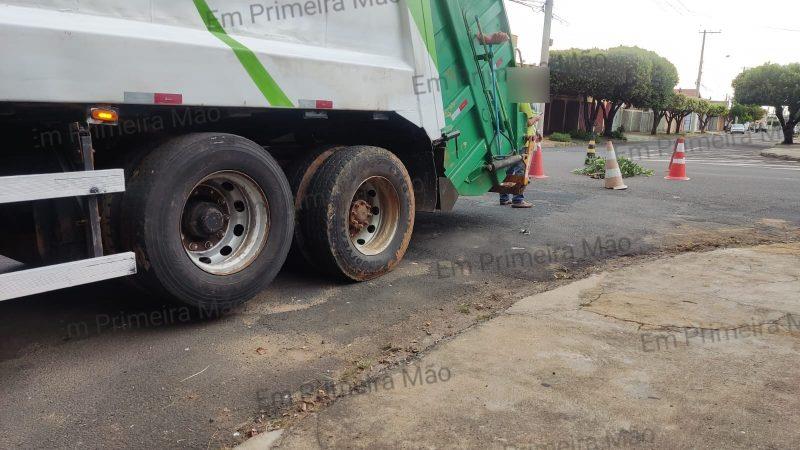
<box><xmin>675</xmin><ymin>88</ymin><xmax>701</xmax><ymax>98</ymax></box>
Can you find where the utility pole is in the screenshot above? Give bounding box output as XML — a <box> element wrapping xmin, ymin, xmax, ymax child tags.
<box><xmin>695</xmin><ymin>30</ymin><xmax>721</xmax><ymax>95</ymax></box>
<box><xmin>535</xmin><ymin>0</ymin><xmax>554</xmax><ymax>119</ymax></box>
<box><xmin>540</xmin><ymin>0</ymin><xmax>554</xmax><ymax>67</ymax></box>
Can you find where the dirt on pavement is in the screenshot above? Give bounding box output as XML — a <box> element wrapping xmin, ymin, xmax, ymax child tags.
<box><xmin>270</xmin><ymin>243</ymin><xmax>800</xmax><ymax>449</ymax></box>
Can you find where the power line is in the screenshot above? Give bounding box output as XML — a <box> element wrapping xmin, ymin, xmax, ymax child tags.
<box><xmin>662</xmin><ymin>0</ymin><xmax>686</xmax><ymax>16</ymax></box>
<box><xmin>673</xmin><ymin>0</ymin><xmax>694</xmax><ymax>15</ymax></box>
<box><xmin>646</xmin><ymin>0</ymin><xmax>670</xmax><ymax>14</ymax></box>
<box><xmin>507</xmin><ymin>0</ymin><xmax>569</xmax><ymax>25</ymax></box>
<box><xmin>764</xmin><ymin>26</ymin><xmax>800</xmax><ymax>32</ymax></box>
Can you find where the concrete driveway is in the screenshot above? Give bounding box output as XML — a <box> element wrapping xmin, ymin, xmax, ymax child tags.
<box><xmin>276</xmin><ymin>244</ymin><xmax>800</xmax><ymax>449</ymax></box>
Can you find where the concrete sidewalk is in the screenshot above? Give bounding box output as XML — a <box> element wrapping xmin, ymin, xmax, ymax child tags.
<box><xmin>762</xmin><ymin>144</ymin><xmax>800</xmax><ymax>161</ymax></box>
<box><xmin>268</xmin><ymin>244</ymin><xmax>800</xmax><ymax>449</ymax></box>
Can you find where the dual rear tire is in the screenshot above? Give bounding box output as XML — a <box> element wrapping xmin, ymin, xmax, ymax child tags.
<box><xmin>294</xmin><ymin>146</ymin><xmax>415</xmax><ymax>281</ymax></box>
<box><xmin>120</xmin><ymin>135</ymin><xmax>414</xmax><ymax>311</ymax></box>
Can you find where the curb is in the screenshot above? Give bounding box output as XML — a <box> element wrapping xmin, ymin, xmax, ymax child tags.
<box><xmin>541</xmin><ymin>141</ymin><xmax>575</xmax><ymax>149</ymax></box>
<box><xmin>761</xmin><ymin>150</ymin><xmax>800</xmax><ymax>162</ymax></box>
<box><xmin>542</xmin><ymin>139</ymin><xmax>629</xmax><ymax>149</ymax></box>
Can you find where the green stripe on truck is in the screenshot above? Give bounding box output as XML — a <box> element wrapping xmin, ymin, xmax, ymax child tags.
<box><xmin>408</xmin><ymin>0</ymin><xmax>439</xmax><ymax>66</ymax></box>
<box><xmin>192</xmin><ymin>0</ymin><xmax>294</xmax><ymax>107</ymax></box>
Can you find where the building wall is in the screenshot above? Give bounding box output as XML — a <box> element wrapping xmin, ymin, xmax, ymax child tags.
<box><xmin>546</xmin><ymin>102</ymin><xmax>726</xmax><ymax>136</ymax></box>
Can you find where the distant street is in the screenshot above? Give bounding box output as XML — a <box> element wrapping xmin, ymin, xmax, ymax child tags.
<box><xmin>1</xmin><ymin>132</ymin><xmax>798</xmax><ymax>449</ymax></box>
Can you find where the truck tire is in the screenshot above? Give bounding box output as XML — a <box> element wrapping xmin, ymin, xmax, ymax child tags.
<box><xmin>301</xmin><ymin>146</ymin><xmax>415</xmax><ymax>281</ymax></box>
<box><xmin>121</xmin><ymin>133</ymin><xmax>293</xmax><ymax>312</ymax></box>
<box><xmin>286</xmin><ymin>145</ymin><xmax>342</xmax><ymax>268</ymax></box>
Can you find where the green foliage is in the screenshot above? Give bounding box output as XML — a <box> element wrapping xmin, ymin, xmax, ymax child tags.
<box><xmin>550</xmin><ymin>46</ymin><xmax>674</xmax><ymax>110</ymax></box>
<box><xmin>694</xmin><ymin>99</ymin><xmax>712</xmax><ymax>116</ymax></box>
<box><xmin>573</xmin><ymin>157</ymin><xmax>654</xmax><ymax>179</ymax></box>
<box><xmin>733</xmin><ymin>63</ymin><xmax>800</xmax><ymax>115</ymax></box>
<box><xmin>603</xmin><ymin>46</ymin><xmax>658</xmax><ymax>107</ymax></box>
<box><xmin>638</xmin><ymin>53</ymin><xmax>680</xmax><ymax>112</ymax></box>
<box><xmin>694</xmin><ymin>100</ymin><xmax>728</xmax><ymax>131</ymax></box>
<box><xmin>729</xmin><ymin>103</ymin><xmax>765</xmax><ymax>123</ymax></box>
<box><xmin>610</xmin><ymin>129</ymin><xmax>627</xmax><ymax>141</ymax></box>
<box><xmin>668</xmin><ymin>94</ymin><xmax>701</xmax><ymax>114</ymax></box>
<box><xmin>618</xmin><ymin>157</ymin><xmax>655</xmax><ymax>177</ymax></box>
<box><xmin>707</xmin><ymin>104</ymin><xmax>728</xmax><ymax>118</ymax></box>
<box><xmin>569</xmin><ymin>129</ymin><xmax>596</xmax><ymax>141</ymax></box>
<box><xmin>694</xmin><ymin>101</ymin><xmax>727</xmax><ymax>119</ymax></box>
<box><xmin>733</xmin><ymin>63</ymin><xmax>800</xmax><ymax>143</ymax></box>
<box><xmin>665</xmin><ymin>94</ymin><xmax>702</xmax><ymax>133</ymax></box>
<box><xmin>549</xmin><ymin>132</ymin><xmax>572</xmax><ymax>142</ymax></box>
<box><xmin>549</xmin><ymin>48</ymin><xmax>604</xmax><ymax>97</ymax></box>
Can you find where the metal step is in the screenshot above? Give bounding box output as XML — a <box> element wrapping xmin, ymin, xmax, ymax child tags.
<box><xmin>0</xmin><ymin>252</ymin><xmax>137</xmax><ymax>301</ymax></box>
<box><xmin>0</xmin><ymin>169</ymin><xmax>125</xmax><ymax>205</ymax></box>
<box><xmin>0</xmin><ymin>254</ymin><xmax>25</xmax><ymax>275</ymax></box>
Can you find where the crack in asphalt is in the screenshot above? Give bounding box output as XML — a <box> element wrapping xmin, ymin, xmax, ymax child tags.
<box><xmin>542</xmin><ymin>275</ymin><xmax>800</xmax><ymax>336</ymax></box>
<box><xmin>578</xmin><ymin>301</ymin><xmax>797</xmax><ymax>337</ymax></box>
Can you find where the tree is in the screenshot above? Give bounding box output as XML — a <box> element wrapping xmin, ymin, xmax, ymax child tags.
<box><xmin>733</xmin><ymin>63</ymin><xmax>800</xmax><ymax>144</ymax></box>
<box><xmin>595</xmin><ymin>46</ymin><xmax>653</xmax><ymax>137</ymax></box>
<box><xmin>664</xmin><ymin>94</ymin><xmax>699</xmax><ymax>134</ymax></box>
<box><xmin>697</xmin><ymin>102</ymin><xmax>727</xmax><ymax>133</ymax></box>
<box><xmin>727</xmin><ymin>103</ymin><xmax>765</xmax><ymax>127</ymax></box>
<box><xmin>627</xmin><ymin>50</ymin><xmax>679</xmax><ymax>135</ymax></box>
<box><xmin>549</xmin><ymin>49</ymin><xmax>606</xmax><ymax>134</ymax></box>
<box><xmin>549</xmin><ymin>46</ymin><xmax>660</xmax><ymax>137</ymax></box>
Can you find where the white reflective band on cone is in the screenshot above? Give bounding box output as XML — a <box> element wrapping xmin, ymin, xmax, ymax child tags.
<box><xmin>606</xmin><ymin>168</ymin><xmax>622</xmax><ymax>179</ymax></box>
<box><xmin>606</xmin><ymin>150</ymin><xmax>617</xmax><ymax>160</ymax></box>
<box><xmin>673</xmin><ymin>158</ymin><xmax>687</xmax><ymax>164</ymax></box>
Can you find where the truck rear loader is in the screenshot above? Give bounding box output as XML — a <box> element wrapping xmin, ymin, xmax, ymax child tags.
<box><xmin>0</xmin><ymin>0</ymin><xmax>534</xmax><ymax>310</ymax></box>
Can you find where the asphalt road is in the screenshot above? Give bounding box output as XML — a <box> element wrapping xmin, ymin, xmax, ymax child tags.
<box><xmin>1</xmin><ymin>132</ymin><xmax>798</xmax><ymax>449</ymax></box>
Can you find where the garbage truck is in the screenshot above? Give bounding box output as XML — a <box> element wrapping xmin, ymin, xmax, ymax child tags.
<box><xmin>0</xmin><ymin>0</ymin><xmax>536</xmax><ymax>310</ymax></box>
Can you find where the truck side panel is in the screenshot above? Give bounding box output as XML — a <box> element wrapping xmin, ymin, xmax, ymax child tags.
<box><xmin>0</xmin><ymin>1</ymin><xmax>445</xmax><ymax>139</ymax></box>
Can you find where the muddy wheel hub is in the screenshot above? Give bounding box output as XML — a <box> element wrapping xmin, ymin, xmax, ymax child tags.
<box><xmin>348</xmin><ymin>177</ymin><xmax>400</xmax><ymax>256</ymax></box>
<box><xmin>350</xmin><ymin>200</ymin><xmax>373</xmax><ymax>236</ymax></box>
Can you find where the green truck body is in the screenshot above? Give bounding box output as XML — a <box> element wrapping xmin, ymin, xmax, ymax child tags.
<box><xmin>432</xmin><ymin>0</ymin><xmax>527</xmax><ymax>196</ymax></box>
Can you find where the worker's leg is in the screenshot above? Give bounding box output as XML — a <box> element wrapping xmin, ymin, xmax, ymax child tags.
<box><xmin>508</xmin><ymin>162</ymin><xmax>533</xmax><ymax>209</ymax></box>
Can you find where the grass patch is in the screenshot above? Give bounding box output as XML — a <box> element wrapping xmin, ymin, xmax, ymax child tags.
<box><xmin>549</xmin><ymin>132</ymin><xmax>572</xmax><ymax>143</ymax></box>
<box><xmin>610</xmin><ymin>129</ymin><xmax>628</xmax><ymax>141</ymax></box>
<box><xmin>569</xmin><ymin>129</ymin><xmax>595</xmax><ymax>141</ymax></box>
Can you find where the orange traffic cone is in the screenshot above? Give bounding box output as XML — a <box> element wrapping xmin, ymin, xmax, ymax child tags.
<box><xmin>665</xmin><ymin>138</ymin><xmax>691</xmax><ymax>181</ymax></box>
<box><xmin>528</xmin><ymin>142</ymin><xmax>549</xmax><ymax>179</ymax></box>
<box><xmin>604</xmin><ymin>141</ymin><xmax>628</xmax><ymax>190</ymax></box>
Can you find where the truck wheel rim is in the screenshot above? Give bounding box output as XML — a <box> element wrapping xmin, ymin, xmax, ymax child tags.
<box><xmin>181</xmin><ymin>171</ymin><xmax>270</xmax><ymax>275</ymax></box>
<box><xmin>349</xmin><ymin>177</ymin><xmax>400</xmax><ymax>256</ymax></box>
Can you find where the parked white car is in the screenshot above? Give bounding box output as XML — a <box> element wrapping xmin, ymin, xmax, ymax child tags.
<box><xmin>730</xmin><ymin>124</ymin><xmax>747</xmax><ymax>134</ymax></box>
